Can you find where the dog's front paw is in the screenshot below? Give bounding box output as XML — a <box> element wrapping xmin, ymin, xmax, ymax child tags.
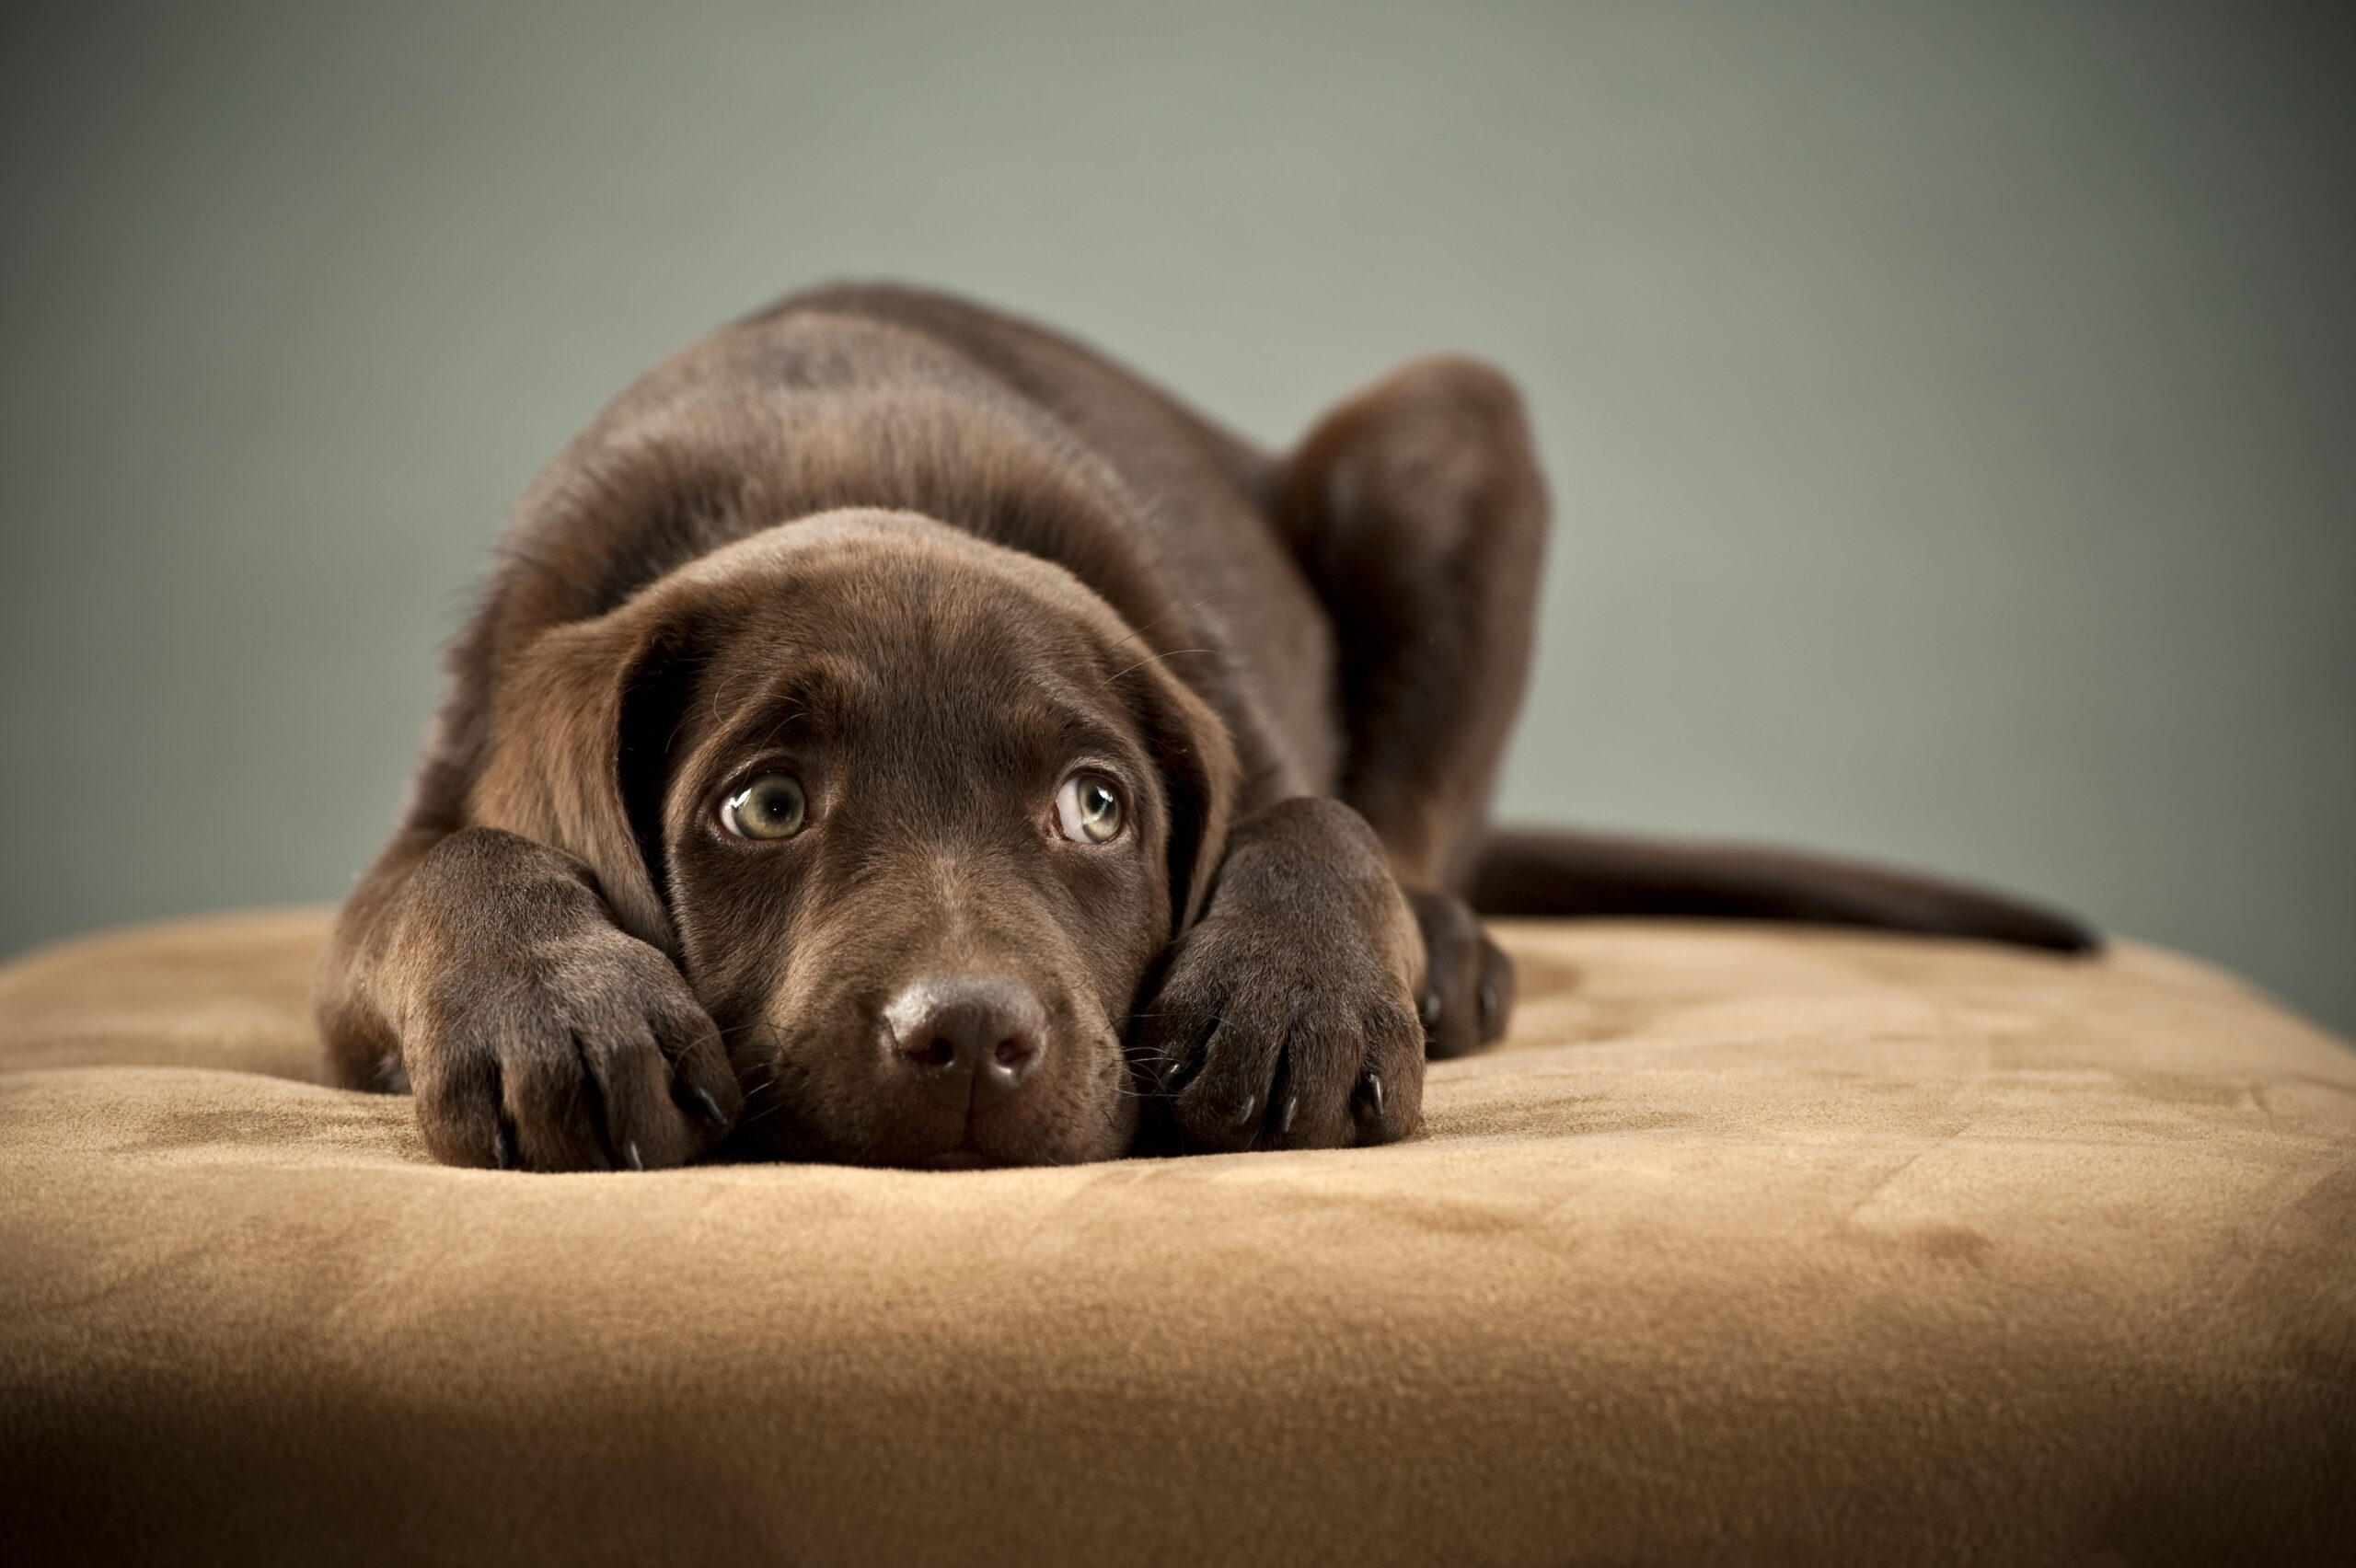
<box><xmin>390</xmin><ymin>830</ymin><xmax>743</xmax><ymax>1171</ymax></box>
<box><xmin>1408</xmin><ymin>890</ymin><xmax>1516</xmax><ymax>1058</ymax></box>
<box><xmin>1132</xmin><ymin>799</ymin><xmax>1426</xmax><ymax>1153</ymax></box>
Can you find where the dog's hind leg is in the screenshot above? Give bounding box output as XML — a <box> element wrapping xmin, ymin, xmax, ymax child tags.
<box><xmin>1275</xmin><ymin>358</ymin><xmax>1550</xmax><ymax>1055</ymax></box>
<box><xmin>1274</xmin><ymin>362</ymin><xmax>2098</xmax><ymax>975</ymax></box>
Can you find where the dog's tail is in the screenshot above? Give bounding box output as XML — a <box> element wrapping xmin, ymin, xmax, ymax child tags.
<box><xmin>1462</xmin><ymin>827</ymin><xmax>2100</xmax><ymax>953</ymax></box>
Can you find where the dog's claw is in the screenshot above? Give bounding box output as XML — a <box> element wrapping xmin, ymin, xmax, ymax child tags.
<box><xmin>687</xmin><ymin>1085</ymin><xmax>729</xmax><ymax>1128</ymax></box>
<box><xmin>1357</xmin><ymin>1072</ymin><xmax>1383</xmax><ymax>1121</ymax></box>
<box><xmin>492</xmin><ymin>1121</ymin><xmax>518</xmax><ymax>1170</ymax></box>
<box><xmin>624</xmin><ymin>1139</ymin><xmax>644</xmax><ymax>1171</ymax></box>
<box><xmin>1279</xmin><ymin>1094</ymin><xmax>1298</xmax><ymax>1136</ymax></box>
<box><xmin>1232</xmin><ymin>1093</ymin><xmax>1258</xmax><ymax>1126</ymax></box>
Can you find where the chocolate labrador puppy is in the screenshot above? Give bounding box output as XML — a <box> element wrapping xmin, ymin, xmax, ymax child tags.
<box><xmin>318</xmin><ymin>283</ymin><xmax>2093</xmax><ymax>1172</ymax></box>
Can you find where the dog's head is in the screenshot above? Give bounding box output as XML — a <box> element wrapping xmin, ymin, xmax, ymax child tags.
<box><xmin>470</xmin><ymin>510</ymin><xmax>1236</xmax><ymax>1167</ymax></box>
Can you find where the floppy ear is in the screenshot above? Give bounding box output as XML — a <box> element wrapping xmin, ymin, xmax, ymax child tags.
<box><xmin>469</xmin><ymin>604</ymin><xmax>700</xmax><ymax>958</ymax></box>
<box><xmin>1116</xmin><ymin>656</ymin><xmax>1240</xmax><ymax>939</ymax></box>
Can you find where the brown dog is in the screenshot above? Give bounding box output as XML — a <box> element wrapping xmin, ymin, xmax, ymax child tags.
<box><xmin>317</xmin><ymin>284</ymin><xmax>2093</xmax><ymax>1172</ymax></box>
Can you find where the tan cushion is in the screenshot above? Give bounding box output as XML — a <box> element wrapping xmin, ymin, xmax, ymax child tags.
<box><xmin>3</xmin><ymin>911</ymin><xmax>2350</xmax><ymax>1565</ymax></box>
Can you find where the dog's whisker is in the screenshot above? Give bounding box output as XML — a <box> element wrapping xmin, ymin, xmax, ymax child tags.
<box><xmin>1101</xmin><ymin>594</ymin><xmax>1217</xmax><ymax>661</ymax></box>
<box><xmin>1096</xmin><ymin>648</ymin><xmax>1218</xmax><ymax>688</ymax></box>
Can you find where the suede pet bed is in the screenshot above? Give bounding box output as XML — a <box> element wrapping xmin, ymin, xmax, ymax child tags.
<box><xmin>2</xmin><ymin>910</ymin><xmax>2350</xmax><ymax>1566</ymax></box>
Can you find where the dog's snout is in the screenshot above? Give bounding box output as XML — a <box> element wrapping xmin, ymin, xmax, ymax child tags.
<box><xmin>884</xmin><ymin>975</ymin><xmax>1046</xmax><ymax>1106</ymax></box>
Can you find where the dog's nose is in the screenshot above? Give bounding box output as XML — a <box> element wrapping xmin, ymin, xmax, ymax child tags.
<box><xmin>883</xmin><ymin>975</ymin><xmax>1046</xmax><ymax>1107</ymax></box>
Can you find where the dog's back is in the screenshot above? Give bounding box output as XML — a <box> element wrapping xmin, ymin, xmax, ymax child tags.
<box><xmin>477</xmin><ymin>284</ymin><xmax>1341</xmax><ymax>800</ymax></box>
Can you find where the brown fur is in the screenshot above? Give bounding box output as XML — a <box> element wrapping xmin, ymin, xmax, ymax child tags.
<box><xmin>318</xmin><ymin>282</ymin><xmax>2093</xmax><ymax>1171</ymax></box>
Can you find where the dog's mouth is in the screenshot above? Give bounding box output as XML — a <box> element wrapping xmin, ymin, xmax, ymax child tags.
<box><xmin>718</xmin><ymin>997</ymin><xmax>1139</xmax><ymax>1169</ymax></box>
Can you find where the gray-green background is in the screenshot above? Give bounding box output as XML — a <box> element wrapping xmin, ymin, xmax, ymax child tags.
<box><xmin>4</xmin><ymin>2</ymin><xmax>2350</xmax><ymax>1033</ymax></box>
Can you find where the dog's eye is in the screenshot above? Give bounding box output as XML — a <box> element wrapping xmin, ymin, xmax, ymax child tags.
<box><xmin>1054</xmin><ymin>772</ymin><xmax>1125</xmax><ymax>845</ymax></box>
<box><xmin>722</xmin><ymin>774</ymin><xmax>807</xmax><ymax>840</ymax></box>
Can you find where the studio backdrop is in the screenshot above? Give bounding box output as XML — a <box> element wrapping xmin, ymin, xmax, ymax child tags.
<box><xmin>1</xmin><ymin>0</ymin><xmax>2349</xmax><ymax>1033</ymax></box>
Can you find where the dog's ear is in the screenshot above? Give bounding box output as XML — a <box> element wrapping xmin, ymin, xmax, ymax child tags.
<box><xmin>1115</xmin><ymin>654</ymin><xmax>1239</xmax><ymax>939</ymax></box>
<box><xmin>470</xmin><ymin>603</ymin><xmax>701</xmax><ymax>957</ymax></box>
